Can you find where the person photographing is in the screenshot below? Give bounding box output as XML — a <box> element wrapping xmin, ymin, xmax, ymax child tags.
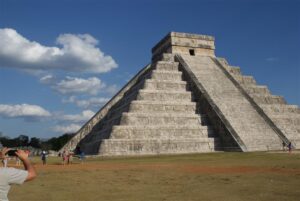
<box><xmin>0</xmin><ymin>147</ymin><xmax>37</xmax><ymax>201</ymax></box>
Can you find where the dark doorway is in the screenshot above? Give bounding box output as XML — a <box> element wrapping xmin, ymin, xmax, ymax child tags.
<box><xmin>189</xmin><ymin>49</ymin><xmax>195</xmax><ymax>56</ymax></box>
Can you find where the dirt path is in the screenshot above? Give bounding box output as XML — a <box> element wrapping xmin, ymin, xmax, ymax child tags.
<box><xmin>18</xmin><ymin>162</ymin><xmax>299</xmax><ymax>175</ymax></box>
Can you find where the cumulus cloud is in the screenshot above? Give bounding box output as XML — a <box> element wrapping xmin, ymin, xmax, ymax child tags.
<box><xmin>0</xmin><ymin>28</ymin><xmax>118</xmax><ymax>73</ymax></box>
<box><xmin>59</xmin><ymin>110</ymin><xmax>95</xmax><ymax>123</ymax></box>
<box><xmin>53</xmin><ymin>76</ymin><xmax>105</xmax><ymax>95</ymax></box>
<box><xmin>53</xmin><ymin>124</ymin><xmax>81</xmax><ymax>134</ymax></box>
<box><xmin>63</xmin><ymin>96</ymin><xmax>109</xmax><ymax>108</ymax></box>
<box><xmin>0</xmin><ymin>104</ymin><xmax>51</xmax><ymax>120</ymax></box>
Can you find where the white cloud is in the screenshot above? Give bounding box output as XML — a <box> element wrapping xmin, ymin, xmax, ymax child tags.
<box><xmin>63</xmin><ymin>96</ymin><xmax>109</xmax><ymax>108</ymax></box>
<box><xmin>53</xmin><ymin>76</ymin><xmax>105</xmax><ymax>95</ymax></box>
<box><xmin>0</xmin><ymin>28</ymin><xmax>118</xmax><ymax>73</ymax></box>
<box><xmin>0</xmin><ymin>104</ymin><xmax>51</xmax><ymax>119</ymax></box>
<box><xmin>40</xmin><ymin>74</ymin><xmax>56</xmax><ymax>84</ymax></box>
<box><xmin>59</xmin><ymin>110</ymin><xmax>95</xmax><ymax>123</ymax></box>
<box><xmin>53</xmin><ymin>124</ymin><xmax>81</xmax><ymax>134</ymax></box>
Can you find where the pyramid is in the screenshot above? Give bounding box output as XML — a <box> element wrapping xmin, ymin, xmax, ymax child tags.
<box><xmin>61</xmin><ymin>32</ymin><xmax>300</xmax><ymax>155</ymax></box>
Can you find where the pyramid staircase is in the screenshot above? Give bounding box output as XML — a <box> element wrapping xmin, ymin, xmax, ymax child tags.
<box><xmin>217</xmin><ymin>58</ymin><xmax>300</xmax><ymax>149</ymax></box>
<box><xmin>72</xmin><ymin>55</ymin><xmax>221</xmax><ymax>155</ymax></box>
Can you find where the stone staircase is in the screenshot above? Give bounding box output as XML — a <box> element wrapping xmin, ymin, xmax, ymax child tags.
<box><xmin>179</xmin><ymin>55</ymin><xmax>283</xmax><ymax>151</ymax></box>
<box><xmin>78</xmin><ymin>56</ymin><xmax>221</xmax><ymax>155</ymax></box>
<box><xmin>218</xmin><ymin>58</ymin><xmax>300</xmax><ymax>148</ymax></box>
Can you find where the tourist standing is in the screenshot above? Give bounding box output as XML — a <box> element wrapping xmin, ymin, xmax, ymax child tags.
<box><xmin>79</xmin><ymin>151</ymin><xmax>85</xmax><ymax>164</ymax></box>
<box><xmin>2</xmin><ymin>154</ymin><xmax>8</xmax><ymax>168</ymax></box>
<box><xmin>41</xmin><ymin>150</ymin><xmax>47</xmax><ymax>165</ymax></box>
<box><xmin>282</xmin><ymin>141</ymin><xmax>286</xmax><ymax>151</ymax></box>
<box><xmin>288</xmin><ymin>142</ymin><xmax>292</xmax><ymax>154</ymax></box>
<box><xmin>62</xmin><ymin>150</ymin><xmax>68</xmax><ymax>165</ymax></box>
<box><xmin>67</xmin><ymin>151</ymin><xmax>73</xmax><ymax>165</ymax></box>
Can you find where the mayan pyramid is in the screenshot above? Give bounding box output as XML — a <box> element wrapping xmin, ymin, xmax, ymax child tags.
<box><xmin>61</xmin><ymin>32</ymin><xmax>300</xmax><ymax>155</ymax></box>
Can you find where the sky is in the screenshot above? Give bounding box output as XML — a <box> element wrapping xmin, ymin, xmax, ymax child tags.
<box><xmin>0</xmin><ymin>0</ymin><xmax>299</xmax><ymax>139</ymax></box>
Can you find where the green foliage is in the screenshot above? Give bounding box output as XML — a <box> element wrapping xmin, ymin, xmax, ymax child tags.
<box><xmin>42</xmin><ymin>134</ymin><xmax>74</xmax><ymax>151</ymax></box>
<box><xmin>0</xmin><ymin>133</ymin><xmax>74</xmax><ymax>151</ymax></box>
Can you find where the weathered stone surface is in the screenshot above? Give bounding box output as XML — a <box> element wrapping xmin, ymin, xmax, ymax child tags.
<box><xmin>179</xmin><ymin>55</ymin><xmax>283</xmax><ymax>151</ymax></box>
<box><xmin>219</xmin><ymin>58</ymin><xmax>300</xmax><ymax>148</ymax></box>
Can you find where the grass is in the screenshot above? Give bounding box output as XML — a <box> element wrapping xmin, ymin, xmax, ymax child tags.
<box><xmin>8</xmin><ymin>152</ymin><xmax>300</xmax><ymax>201</ymax></box>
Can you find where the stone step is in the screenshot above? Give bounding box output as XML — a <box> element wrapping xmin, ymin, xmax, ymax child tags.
<box><xmin>104</xmin><ymin>102</ymin><xmax>131</xmax><ymax>120</ymax></box>
<box><xmin>151</xmin><ymin>70</ymin><xmax>182</xmax><ymax>81</ymax></box>
<box><xmin>143</xmin><ymin>79</ymin><xmax>187</xmax><ymax>91</ymax></box>
<box><xmin>87</xmin><ymin>127</ymin><xmax>112</xmax><ymax>141</ymax></box>
<box><xmin>120</xmin><ymin>112</ymin><xmax>206</xmax><ymax>126</ymax></box>
<box><xmin>226</xmin><ymin>66</ymin><xmax>241</xmax><ymax>75</ymax></box>
<box><xmin>271</xmin><ymin>116</ymin><xmax>300</xmax><ymax>126</ymax></box>
<box><xmin>251</xmin><ymin>94</ymin><xmax>286</xmax><ymax>104</ymax></box>
<box><xmin>153</xmin><ymin>61</ymin><xmax>179</xmax><ymax>71</ymax></box>
<box><xmin>242</xmin><ymin>137</ymin><xmax>282</xmax><ymax>149</ymax></box>
<box><xmin>110</xmin><ymin>125</ymin><xmax>216</xmax><ymax>139</ymax></box>
<box><xmin>96</xmin><ymin>115</ymin><xmax>122</xmax><ymax>131</ymax></box>
<box><xmin>99</xmin><ymin>138</ymin><xmax>221</xmax><ymax>156</ymax></box>
<box><xmin>137</xmin><ymin>90</ymin><xmax>192</xmax><ymax>101</ymax></box>
<box><xmin>260</xmin><ymin>104</ymin><xmax>300</xmax><ymax>114</ymax></box>
<box><xmin>279</xmin><ymin>126</ymin><xmax>300</xmax><ymax>134</ymax></box>
<box><xmin>161</xmin><ymin>53</ymin><xmax>175</xmax><ymax>62</ymax></box>
<box><xmin>242</xmin><ymin>85</ymin><xmax>270</xmax><ymax>95</ymax></box>
<box><xmin>232</xmin><ymin>75</ymin><xmax>257</xmax><ymax>85</ymax></box>
<box><xmin>129</xmin><ymin>100</ymin><xmax>196</xmax><ymax>113</ymax></box>
<box><xmin>246</xmin><ymin>144</ymin><xmax>282</xmax><ymax>151</ymax></box>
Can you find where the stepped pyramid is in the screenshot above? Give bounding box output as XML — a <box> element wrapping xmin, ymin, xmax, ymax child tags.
<box><xmin>61</xmin><ymin>32</ymin><xmax>300</xmax><ymax>155</ymax></box>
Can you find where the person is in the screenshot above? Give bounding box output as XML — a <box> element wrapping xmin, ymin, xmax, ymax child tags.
<box><xmin>62</xmin><ymin>150</ymin><xmax>67</xmax><ymax>165</ymax></box>
<box><xmin>79</xmin><ymin>151</ymin><xmax>85</xmax><ymax>164</ymax></box>
<box><xmin>288</xmin><ymin>142</ymin><xmax>292</xmax><ymax>154</ymax></box>
<box><xmin>0</xmin><ymin>147</ymin><xmax>37</xmax><ymax>201</ymax></box>
<box><xmin>41</xmin><ymin>150</ymin><xmax>47</xmax><ymax>165</ymax></box>
<box><xmin>282</xmin><ymin>141</ymin><xmax>286</xmax><ymax>151</ymax></box>
<box><xmin>67</xmin><ymin>151</ymin><xmax>73</xmax><ymax>165</ymax></box>
<box><xmin>15</xmin><ymin>156</ymin><xmax>21</xmax><ymax>166</ymax></box>
<box><xmin>2</xmin><ymin>153</ymin><xmax>8</xmax><ymax>168</ymax></box>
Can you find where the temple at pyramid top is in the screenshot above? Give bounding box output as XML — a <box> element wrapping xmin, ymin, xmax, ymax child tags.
<box><xmin>152</xmin><ymin>32</ymin><xmax>215</xmax><ymax>61</ymax></box>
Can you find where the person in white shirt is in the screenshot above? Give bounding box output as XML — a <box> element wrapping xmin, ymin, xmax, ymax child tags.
<box><xmin>0</xmin><ymin>147</ymin><xmax>37</xmax><ymax>201</ymax></box>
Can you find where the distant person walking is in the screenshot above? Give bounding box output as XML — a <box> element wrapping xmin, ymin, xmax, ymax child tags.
<box><xmin>288</xmin><ymin>142</ymin><xmax>292</xmax><ymax>154</ymax></box>
<box><xmin>2</xmin><ymin>154</ymin><xmax>8</xmax><ymax>168</ymax></box>
<box><xmin>282</xmin><ymin>141</ymin><xmax>286</xmax><ymax>151</ymax></box>
<box><xmin>41</xmin><ymin>151</ymin><xmax>47</xmax><ymax>165</ymax></box>
<box><xmin>62</xmin><ymin>150</ymin><xmax>68</xmax><ymax>165</ymax></box>
<box><xmin>79</xmin><ymin>151</ymin><xmax>85</xmax><ymax>164</ymax></box>
<box><xmin>67</xmin><ymin>152</ymin><xmax>73</xmax><ymax>165</ymax></box>
<box><xmin>16</xmin><ymin>156</ymin><xmax>21</xmax><ymax>166</ymax></box>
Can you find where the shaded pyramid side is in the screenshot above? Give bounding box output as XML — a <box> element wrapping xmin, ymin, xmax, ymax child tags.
<box><xmin>59</xmin><ymin>63</ymin><xmax>153</xmax><ymax>153</ymax></box>
<box><xmin>61</xmin><ymin>55</ymin><xmax>221</xmax><ymax>155</ymax></box>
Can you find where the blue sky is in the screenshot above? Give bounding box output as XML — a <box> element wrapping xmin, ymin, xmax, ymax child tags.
<box><xmin>0</xmin><ymin>0</ymin><xmax>299</xmax><ymax>138</ymax></box>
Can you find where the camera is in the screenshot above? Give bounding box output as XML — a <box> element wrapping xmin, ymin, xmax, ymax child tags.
<box><xmin>7</xmin><ymin>150</ymin><xmax>18</xmax><ymax>157</ymax></box>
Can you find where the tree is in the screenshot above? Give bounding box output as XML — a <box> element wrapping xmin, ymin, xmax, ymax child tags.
<box><xmin>16</xmin><ymin>135</ymin><xmax>29</xmax><ymax>147</ymax></box>
<box><xmin>29</xmin><ymin>137</ymin><xmax>41</xmax><ymax>148</ymax></box>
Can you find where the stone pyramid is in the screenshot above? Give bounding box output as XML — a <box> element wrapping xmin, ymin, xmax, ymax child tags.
<box><xmin>61</xmin><ymin>32</ymin><xmax>299</xmax><ymax>155</ymax></box>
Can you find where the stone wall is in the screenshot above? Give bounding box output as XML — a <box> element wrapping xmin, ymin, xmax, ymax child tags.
<box><xmin>152</xmin><ymin>32</ymin><xmax>215</xmax><ymax>62</ymax></box>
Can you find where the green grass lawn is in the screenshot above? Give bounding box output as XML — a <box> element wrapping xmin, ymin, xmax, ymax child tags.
<box><xmin>9</xmin><ymin>152</ymin><xmax>300</xmax><ymax>201</ymax></box>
